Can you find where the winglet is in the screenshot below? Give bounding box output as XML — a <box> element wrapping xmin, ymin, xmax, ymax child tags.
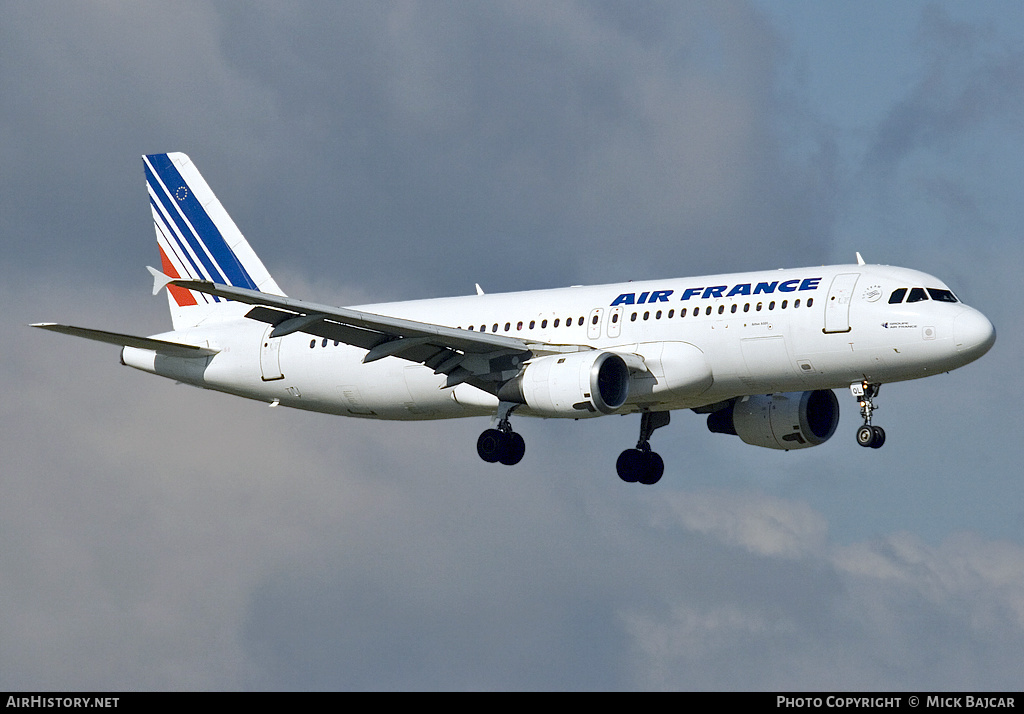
<box><xmin>475</xmin><ymin>283</ymin><xmax>485</xmax><ymax>296</ymax></box>
<box><xmin>147</xmin><ymin>265</ymin><xmax>174</xmax><ymax>295</ymax></box>
<box><xmin>856</xmin><ymin>252</ymin><xmax>866</xmax><ymax>266</ymax></box>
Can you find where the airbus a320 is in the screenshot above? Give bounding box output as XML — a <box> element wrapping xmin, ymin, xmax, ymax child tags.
<box><xmin>34</xmin><ymin>153</ymin><xmax>996</xmax><ymax>484</ymax></box>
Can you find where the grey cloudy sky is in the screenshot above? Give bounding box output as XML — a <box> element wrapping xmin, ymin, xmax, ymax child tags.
<box><xmin>2</xmin><ymin>1</ymin><xmax>1023</xmax><ymax>690</ymax></box>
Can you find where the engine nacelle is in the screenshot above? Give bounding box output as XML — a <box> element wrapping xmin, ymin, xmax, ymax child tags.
<box><xmin>706</xmin><ymin>390</ymin><xmax>839</xmax><ymax>450</ymax></box>
<box><xmin>499</xmin><ymin>351</ymin><xmax>630</xmax><ymax>417</ymax></box>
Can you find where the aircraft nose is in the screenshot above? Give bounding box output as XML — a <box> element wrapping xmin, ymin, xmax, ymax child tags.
<box><xmin>954</xmin><ymin>309</ymin><xmax>996</xmax><ymax>359</ymax></box>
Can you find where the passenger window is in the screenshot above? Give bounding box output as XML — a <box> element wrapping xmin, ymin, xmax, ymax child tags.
<box><xmin>611</xmin><ymin>314</ymin><xmax>619</xmax><ymax>324</ymax></box>
<box><xmin>668</xmin><ymin>309</ymin><xmax>674</xmax><ymax>318</ymax></box>
<box><xmin>578</xmin><ymin>316</ymin><xmax>584</xmax><ymax>326</ymax></box>
<box><xmin>591</xmin><ymin>315</ymin><xmax>599</xmax><ymax>325</ymax></box>
<box><xmin>517</xmin><ymin>321</ymin><xmax>523</xmax><ymax>331</ymax></box>
<box><xmin>681</xmin><ymin>308</ymin><xmax>687</xmax><ymax>317</ymax></box>
<box><xmin>888</xmin><ymin>288</ymin><xmax>907</xmax><ymax>304</ymax></box>
<box><xmin>467</xmin><ymin>325</ymin><xmax>474</xmax><ymax>331</ymax></box>
<box><xmin>492</xmin><ymin>324</ymin><xmax>498</xmax><ymax>332</ymax></box>
<box><xmin>907</xmin><ymin>288</ymin><xmax>928</xmax><ymax>303</ymax></box>
<box><xmin>529</xmin><ymin>320</ymin><xmax>535</xmax><ymax>329</ymax></box>
<box><xmin>794</xmin><ymin>299</ymin><xmax>800</xmax><ymax>308</ymax></box>
<box><xmin>504</xmin><ymin>322</ymin><xmax>511</xmax><ymax>332</ymax></box>
<box><xmin>731</xmin><ymin>304</ymin><xmax>737</xmax><ymax>313</ymax></box>
<box><xmin>768</xmin><ymin>301</ymin><xmax>775</xmax><ymax>310</ymax></box>
<box><xmin>718</xmin><ymin>305</ymin><xmax>724</xmax><ymax>315</ymax></box>
<box><xmin>743</xmin><ymin>303</ymin><xmax>750</xmax><ymax>312</ymax></box>
<box><xmin>756</xmin><ymin>302</ymin><xmax>762</xmax><ymax>311</ymax></box>
<box><xmin>927</xmin><ymin>288</ymin><xmax>958</xmax><ymax>303</ymax></box>
<box><xmin>554</xmin><ymin>319</ymin><xmax>560</xmax><ymax>327</ymax></box>
<box><xmin>705</xmin><ymin>306</ymin><xmax>712</xmax><ymax>316</ymax></box>
<box><xmin>309</xmin><ymin>339</ymin><xmax>315</xmax><ymax>349</ymax></box>
<box><xmin>643</xmin><ymin>311</ymin><xmax>649</xmax><ymax>321</ymax></box>
<box><xmin>630</xmin><ymin>313</ymin><xmax>637</xmax><ymax>322</ymax></box>
<box><xmin>322</xmin><ymin>338</ymin><xmax>328</xmax><ymax>347</ymax></box>
<box><xmin>781</xmin><ymin>300</ymin><xmax>787</xmax><ymax>309</ymax></box>
<box><xmin>807</xmin><ymin>298</ymin><xmax>813</xmax><ymax>307</ymax></box>
<box><xmin>541</xmin><ymin>320</ymin><xmax>547</xmax><ymax>328</ymax></box>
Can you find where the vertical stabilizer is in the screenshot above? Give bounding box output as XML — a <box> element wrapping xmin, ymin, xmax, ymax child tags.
<box><xmin>143</xmin><ymin>152</ymin><xmax>285</xmax><ymax>329</ymax></box>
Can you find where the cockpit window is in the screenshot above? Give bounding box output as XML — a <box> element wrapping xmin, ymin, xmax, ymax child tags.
<box><xmin>927</xmin><ymin>288</ymin><xmax>958</xmax><ymax>303</ymax></box>
<box><xmin>888</xmin><ymin>288</ymin><xmax>907</xmax><ymax>304</ymax></box>
<box><xmin>907</xmin><ymin>287</ymin><xmax>928</xmax><ymax>303</ymax></box>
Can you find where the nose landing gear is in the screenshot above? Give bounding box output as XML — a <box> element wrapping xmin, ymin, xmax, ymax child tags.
<box><xmin>851</xmin><ymin>382</ymin><xmax>885</xmax><ymax>448</ymax></box>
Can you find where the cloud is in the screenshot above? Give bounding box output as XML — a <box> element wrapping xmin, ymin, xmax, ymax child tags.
<box><xmin>2</xmin><ymin>2</ymin><xmax>840</xmax><ymax>301</ymax></box>
<box><xmin>866</xmin><ymin>6</ymin><xmax>1024</xmax><ymax>172</ymax></box>
<box><xmin>6</xmin><ymin>281</ymin><xmax>1023</xmax><ymax>689</ymax></box>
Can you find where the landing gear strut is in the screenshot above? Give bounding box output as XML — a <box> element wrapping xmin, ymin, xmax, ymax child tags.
<box><xmin>477</xmin><ymin>401</ymin><xmax>526</xmax><ymax>466</ymax></box>
<box><xmin>617</xmin><ymin>411</ymin><xmax>670</xmax><ymax>485</ymax></box>
<box><xmin>851</xmin><ymin>381</ymin><xmax>885</xmax><ymax>449</ymax></box>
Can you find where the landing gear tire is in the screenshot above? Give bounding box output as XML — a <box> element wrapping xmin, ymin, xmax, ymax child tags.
<box><xmin>856</xmin><ymin>425</ymin><xmax>874</xmax><ymax>447</ymax></box>
<box><xmin>869</xmin><ymin>425</ymin><xmax>885</xmax><ymax>449</ymax></box>
<box><xmin>856</xmin><ymin>424</ymin><xmax>886</xmax><ymax>448</ymax></box>
<box><xmin>477</xmin><ymin>429</ymin><xmax>506</xmax><ymax>463</ymax></box>
<box><xmin>616</xmin><ymin>448</ymin><xmax>664</xmax><ymax>485</ymax></box>
<box><xmin>617</xmin><ymin>411</ymin><xmax>671</xmax><ymax>485</ymax></box>
<box><xmin>498</xmin><ymin>432</ymin><xmax>526</xmax><ymax>466</ymax></box>
<box><xmin>477</xmin><ymin>402</ymin><xmax>526</xmax><ymax>466</ymax></box>
<box><xmin>638</xmin><ymin>451</ymin><xmax>664</xmax><ymax>485</ymax></box>
<box><xmin>852</xmin><ymin>382</ymin><xmax>886</xmax><ymax>449</ymax></box>
<box><xmin>616</xmin><ymin>449</ymin><xmax>643</xmax><ymax>483</ymax></box>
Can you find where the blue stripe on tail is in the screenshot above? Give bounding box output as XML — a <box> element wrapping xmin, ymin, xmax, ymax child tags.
<box><xmin>144</xmin><ymin>154</ymin><xmax>259</xmax><ymax>291</ymax></box>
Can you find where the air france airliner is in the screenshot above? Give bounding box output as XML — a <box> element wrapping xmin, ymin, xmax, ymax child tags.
<box><xmin>34</xmin><ymin>153</ymin><xmax>996</xmax><ymax>484</ymax></box>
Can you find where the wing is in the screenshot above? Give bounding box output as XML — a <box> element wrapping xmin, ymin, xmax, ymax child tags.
<box><xmin>159</xmin><ymin>273</ymin><xmax>590</xmax><ymax>393</ymax></box>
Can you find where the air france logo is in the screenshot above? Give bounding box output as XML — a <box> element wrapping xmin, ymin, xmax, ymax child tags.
<box><xmin>610</xmin><ymin>277</ymin><xmax>822</xmax><ymax>306</ymax></box>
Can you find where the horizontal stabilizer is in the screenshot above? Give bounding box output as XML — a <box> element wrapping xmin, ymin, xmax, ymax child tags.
<box><xmin>147</xmin><ymin>265</ymin><xmax>174</xmax><ymax>295</ymax></box>
<box><xmin>31</xmin><ymin>323</ymin><xmax>219</xmax><ymax>357</ymax></box>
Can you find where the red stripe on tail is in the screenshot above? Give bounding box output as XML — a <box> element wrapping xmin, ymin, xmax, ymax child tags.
<box><xmin>159</xmin><ymin>246</ymin><xmax>199</xmax><ymax>307</ymax></box>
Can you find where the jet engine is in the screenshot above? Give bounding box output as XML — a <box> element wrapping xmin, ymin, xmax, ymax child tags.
<box><xmin>498</xmin><ymin>351</ymin><xmax>630</xmax><ymax>417</ymax></box>
<box><xmin>706</xmin><ymin>390</ymin><xmax>839</xmax><ymax>450</ymax></box>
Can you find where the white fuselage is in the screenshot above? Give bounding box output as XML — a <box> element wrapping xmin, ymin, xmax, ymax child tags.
<box><xmin>122</xmin><ymin>263</ymin><xmax>995</xmax><ymax>421</ymax></box>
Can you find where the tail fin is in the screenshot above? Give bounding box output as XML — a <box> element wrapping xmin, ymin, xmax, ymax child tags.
<box><xmin>143</xmin><ymin>152</ymin><xmax>285</xmax><ymax>329</ymax></box>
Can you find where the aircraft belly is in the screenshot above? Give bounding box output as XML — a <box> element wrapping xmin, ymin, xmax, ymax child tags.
<box><xmin>272</xmin><ymin>339</ymin><xmax>485</xmax><ymax>419</ymax></box>
<box><xmin>625</xmin><ymin>341</ymin><xmax>714</xmax><ymax>404</ymax></box>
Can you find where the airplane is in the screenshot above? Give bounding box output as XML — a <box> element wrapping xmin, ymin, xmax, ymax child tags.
<box><xmin>33</xmin><ymin>152</ymin><xmax>996</xmax><ymax>485</ymax></box>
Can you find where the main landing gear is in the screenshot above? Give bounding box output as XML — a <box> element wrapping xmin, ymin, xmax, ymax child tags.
<box><xmin>616</xmin><ymin>411</ymin><xmax>670</xmax><ymax>485</ymax></box>
<box><xmin>477</xmin><ymin>402</ymin><xmax>526</xmax><ymax>466</ymax></box>
<box><xmin>851</xmin><ymin>381</ymin><xmax>886</xmax><ymax>449</ymax></box>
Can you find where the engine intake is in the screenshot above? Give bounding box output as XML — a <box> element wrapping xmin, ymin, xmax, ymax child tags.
<box><xmin>707</xmin><ymin>390</ymin><xmax>839</xmax><ymax>450</ymax></box>
<box><xmin>499</xmin><ymin>351</ymin><xmax>630</xmax><ymax>417</ymax></box>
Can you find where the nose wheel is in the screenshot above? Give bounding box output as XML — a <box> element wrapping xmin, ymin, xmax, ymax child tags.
<box><xmin>851</xmin><ymin>382</ymin><xmax>885</xmax><ymax>448</ymax></box>
<box><xmin>617</xmin><ymin>410</ymin><xmax>670</xmax><ymax>484</ymax></box>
